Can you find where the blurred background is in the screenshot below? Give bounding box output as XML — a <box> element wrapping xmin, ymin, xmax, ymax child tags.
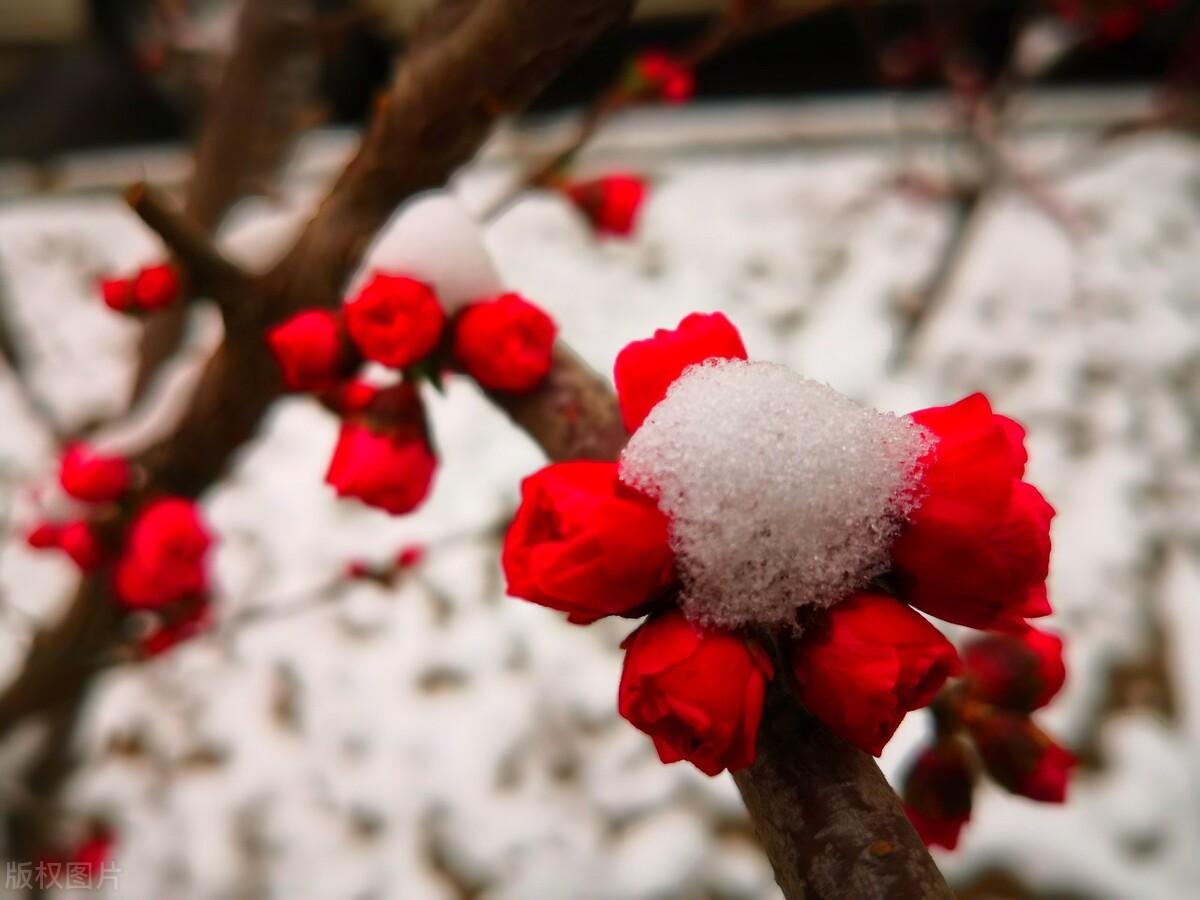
<box><xmin>1</xmin><ymin>0</ymin><xmax>1198</xmax><ymax>897</ymax></box>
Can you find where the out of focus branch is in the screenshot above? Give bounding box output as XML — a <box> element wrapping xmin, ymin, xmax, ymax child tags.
<box><xmin>125</xmin><ymin>183</ymin><xmax>252</xmax><ymax>312</ymax></box>
<box><xmin>130</xmin><ymin>0</ymin><xmax>323</xmax><ymax>409</ymax></box>
<box><xmin>480</xmin><ymin>0</ymin><xmax>850</xmax><ymax>221</ymax></box>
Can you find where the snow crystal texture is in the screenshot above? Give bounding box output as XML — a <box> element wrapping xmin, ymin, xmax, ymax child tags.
<box><xmin>620</xmin><ymin>360</ymin><xmax>929</xmax><ymax>630</ymax></box>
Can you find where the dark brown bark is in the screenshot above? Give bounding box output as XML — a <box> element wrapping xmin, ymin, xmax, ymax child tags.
<box><xmin>734</xmin><ymin>691</ymin><xmax>953</xmax><ymax>899</ymax></box>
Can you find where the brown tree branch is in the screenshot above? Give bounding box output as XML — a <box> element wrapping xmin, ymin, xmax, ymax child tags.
<box><xmin>130</xmin><ymin>0</ymin><xmax>323</xmax><ymax>409</ymax></box>
<box><xmin>125</xmin><ymin>183</ymin><xmax>252</xmax><ymax>310</ymax></box>
<box><xmin>0</xmin><ymin>0</ymin><xmax>637</xmax><ymax>742</ymax></box>
<box><xmin>480</xmin><ymin>0</ymin><xmax>850</xmax><ymax>222</ymax></box>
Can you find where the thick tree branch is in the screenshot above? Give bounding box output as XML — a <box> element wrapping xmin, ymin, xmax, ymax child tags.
<box><xmin>0</xmin><ymin>0</ymin><xmax>637</xmax><ymax>730</ymax></box>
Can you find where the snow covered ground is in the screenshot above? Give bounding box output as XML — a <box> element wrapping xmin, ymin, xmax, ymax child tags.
<box><xmin>0</xmin><ymin>98</ymin><xmax>1198</xmax><ymax>899</ymax></box>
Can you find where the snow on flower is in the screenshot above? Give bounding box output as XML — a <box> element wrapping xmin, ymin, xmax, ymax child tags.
<box><xmin>621</xmin><ymin>357</ymin><xmax>930</xmax><ymax>630</ymax></box>
<box><xmin>504</xmin><ymin>310</ymin><xmax>1063</xmax><ymax>786</ymax></box>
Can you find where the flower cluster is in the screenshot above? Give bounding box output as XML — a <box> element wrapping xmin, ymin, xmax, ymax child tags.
<box><xmin>267</xmin><ymin>273</ymin><xmax>558</xmax><ymax>516</ymax></box>
<box><xmin>503</xmin><ymin>313</ymin><xmax>1063</xmax><ymax>789</ymax></box>
<box><xmin>902</xmin><ymin>626</ymin><xmax>1073</xmax><ymax>849</ymax></box>
<box><xmin>1048</xmin><ymin>0</ymin><xmax>1180</xmax><ymax>43</ymax></box>
<box><xmin>626</xmin><ymin>51</ymin><xmax>695</xmax><ymax>105</ymax></box>
<box><xmin>25</xmin><ymin>444</ymin><xmax>130</xmax><ymax>572</ymax></box>
<box><xmin>99</xmin><ymin>263</ymin><xmax>181</xmax><ymax>314</ymax></box>
<box><xmin>25</xmin><ymin>444</ymin><xmax>215</xmax><ymax>656</ymax></box>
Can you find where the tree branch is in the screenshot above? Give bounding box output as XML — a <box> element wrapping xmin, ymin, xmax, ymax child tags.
<box><xmin>125</xmin><ymin>183</ymin><xmax>252</xmax><ymax>311</ymax></box>
<box><xmin>130</xmin><ymin>0</ymin><xmax>323</xmax><ymax>409</ymax></box>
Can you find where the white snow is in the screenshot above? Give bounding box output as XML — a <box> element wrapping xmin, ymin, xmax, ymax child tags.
<box><xmin>0</xmin><ymin>100</ymin><xmax>1199</xmax><ymax>899</ymax></box>
<box><xmin>621</xmin><ymin>359</ymin><xmax>929</xmax><ymax>629</ymax></box>
<box><xmin>352</xmin><ymin>191</ymin><xmax>505</xmax><ymax>313</ymax></box>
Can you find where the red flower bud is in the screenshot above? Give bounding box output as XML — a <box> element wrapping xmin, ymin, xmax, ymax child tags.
<box><xmin>613</xmin><ymin>311</ymin><xmax>747</xmax><ymax>432</ymax></box>
<box><xmin>325</xmin><ymin>421</ymin><xmax>437</xmax><ymax>516</ymax></box>
<box><xmin>632</xmin><ymin>51</ymin><xmax>694</xmax><ymax>104</ymax></box>
<box><xmin>502</xmin><ymin>461</ymin><xmax>675</xmax><ymax>624</ymax></box>
<box><xmin>966</xmin><ymin>707</ymin><xmax>1075</xmax><ymax>803</ymax></box>
<box><xmin>58</xmin><ymin>520</ymin><xmax>107</xmax><ymax>571</ymax></box>
<box><xmin>892</xmin><ymin>394</ymin><xmax>1054</xmax><ymax>631</ymax></box>
<box><xmin>565</xmin><ymin>174</ymin><xmax>648</xmax><ymax>238</ymax></box>
<box><xmin>99</xmin><ymin>277</ymin><xmax>133</xmax><ymax>312</ymax></box>
<box><xmin>140</xmin><ymin>595</ymin><xmax>211</xmax><ymax>657</ymax></box>
<box><xmin>902</xmin><ymin>739</ymin><xmax>976</xmax><ymax>850</ymax></box>
<box><xmin>790</xmin><ymin>592</ymin><xmax>961</xmax><ymax>757</ymax></box>
<box><xmin>344</xmin><ymin>272</ymin><xmax>444</xmax><ymax>369</ymax></box>
<box><xmin>131</xmin><ymin>263</ymin><xmax>181</xmax><ymax>311</ymax></box>
<box><xmin>26</xmin><ymin>522</ymin><xmax>63</xmax><ymax>550</ymax></box>
<box><xmin>453</xmin><ymin>293</ymin><xmax>557</xmax><ymax>393</ymax></box>
<box><xmin>963</xmin><ymin>626</ymin><xmax>1066</xmax><ymax>713</ymax></box>
<box><xmin>72</xmin><ymin>827</ymin><xmax>115</xmax><ymax>878</ymax></box>
<box><xmin>59</xmin><ymin>444</ymin><xmax>130</xmax><ymax>503</ymax></box>
<box><xmin>396</xmin><ymin>544</ymin><xmax>425</xmax><ymax>569</ymax></box>
<box><xmin>618</xmin><ymin>609</ymin><xmax>773</xmax><ymax>775</ymax></box>
<box><xmin>268</xmin><ymin>309</ymin><xmax>349</xmax><ymax>392</ymax></box>
<box><xmin>114</xmin><ymin>498</ymin><xmax>212</xmax><ymax>609</ymax></box>
<box><xmin>26</xmin><ymin>520</ymin><xmax>106</xmax><ymax>570</ymax></box>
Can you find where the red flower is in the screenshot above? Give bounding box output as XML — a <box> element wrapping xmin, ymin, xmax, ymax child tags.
<box><xmin>965</xmin><ymin>707</ymin><xmax>1075</xmax><ymax>803</ymax></box>
<box><xmin>59</xmin><ymin>444</ymin><xmax>130</xmax><ymax>503</ymax></box>
<box><xmin>268</xmin><ymin>309</ymin><xmax>349</xmax><ymax>391</ymax></box>
<box><xmin>902</xmin><ymin>740</ymin><xmax>975</xmax><ymax>850</ymax></box>
<box><xmin>613</xmin><ymin>312</ymin><xmax>748</xmax><ymax>432</ymax></box>
<box><xmin>113</xmin><ymin>498</ymin><xmax>212</xmax><ymax>609</ymax></box>
<box><xmin>58</xmin><ymin>521</ymin><xmax>107</xmax><ymax>571</ymax></box>
<box><xmin>790</xmin><ymin>592</ymin><xmax>961</xmax><ymax>756</ymax></box>
<box><xmin>618</xmin><ymin>609</ymin><xmax>773</xmax><ymax>775</ymax></box>
<box><xmin>632</xmin><ymin>51</ymin><xmax>694</xmax><ymax>104</ymax></box>
<box><xmin>140</xmin><ymin>595</ymin><xmax>211</xmax><ymax>657</ymax></box>
<box><xmin>502</xmin><ymin>462</ymin><xmax>674</xmax><ymax>624</ymax></box>
<box><xmin>344</xmin><ymin>272</ymin><xmax>444</xmax><ymax>369</ymax></box>
<box><xmin>71</xmin><ymin>828</ymin><xmax>115</xmax><ymax>878</ymax></box>
<box><xmin>453</xmin><ymin>293</ymin><xmax>557</xmax><ymax>393</ymax></box>
<box><xmin>99</xmin><ymin>277</ymin><xmax>132</xmax><ymax>312</ymax></box>
<box><xmin>325</xmin><ymin>422</ymin><xmax>437</xmax><ymax>516</ymax></box>
<box><xmin>396</xmin><ymin>544</ymin><xmax>425</xmax><ymax>568</ymax></box>
<box><xmin>565</xmin><ymin>174</ymin><xmax>648</xmax><ymax>238</ymax></box>
<box><xmin>26</xmin><ymin>522</ymin><xmax>62</xmax><ymax>550</ymax></box>
<box><xmin>963</xmin><ymin>626</ymin><xmax>1066</xmax><ymax>713</ymax></box>
<box><xmin>892</xmin><ymin>394</ymin><xmax>1055</xmax><ymax>631</ymax></box>
<box><xmin>25</xmin><ymin>520</ymin><xmax>106</xmax><ymax>570</ymax></box>
<box><xmin>131</xmin><ymin>263</ymin><xmax>181</xmax><ymax>311</ymax></box>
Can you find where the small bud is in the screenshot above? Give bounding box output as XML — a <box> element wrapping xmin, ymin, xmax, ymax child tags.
<box><xmin>963</xmin><ymin>626</ymin><xmax>1066</xmax><ymax>713</ymax></box>
<box><xmin>131</xmin><ymin>263</ymin><xmax>181</xmax><ymax>311</ymax></box>
<box><xmin>268</xmin><ymin>308</ymin><xmax>350</xmax><ymax>392</ymax></box>
<box><xmin>452</xmin><ymin>293</ymin><xmax>557</xmax><ymax>393</ymax></box>
<box><xmin>60</xmin><ymin>444</ymin><xmax>130</xmax><ymax>504</ymax></box>
<box><xmin>902</xmin><ymin>738</ymin><xmax>976</xmax><ymax>850</ymax></box>
<box><xmin>965</xmin><ymin>705</ymin><xmax>1075</xmax><ymax>803</ymax></box>
<box><xmin>564</xmin><ymin>174</ymin><xmax>648</xmax><ymax>238</ymax></box>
